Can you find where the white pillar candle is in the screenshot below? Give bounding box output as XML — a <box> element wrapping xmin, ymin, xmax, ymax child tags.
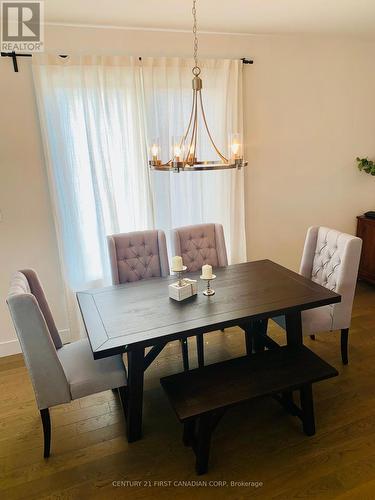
<box><xmin>202</xmin><ymin>264</ymin><xmax>213</xmax><ymax>279</ymax></box>
<box><xmin>172</xmin><ymin>256</ymin><xmax>183</xmax><ymax>271</ymax></box>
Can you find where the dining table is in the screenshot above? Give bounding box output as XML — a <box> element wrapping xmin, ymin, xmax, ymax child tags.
<box><xmin>76</xmin><ymin>259</ymin><xmax>341</xmax><ymax>443</ymax></box>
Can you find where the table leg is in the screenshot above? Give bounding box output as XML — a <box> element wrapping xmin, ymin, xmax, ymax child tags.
<box><xmin>244</xmin><ymin>322</ymin><xmax>253</xmax><ymax>355</ymax></box>
<box><xmin>285</xmin><ymin>311</ymin><xmax>303</xmax><ymax>346</ymax></box>
<box><xmin>196</xmin><ymin>334</ymin><xmax>204</xmax><ymax>368</ymax></box>
<box><xmin>126</xmin><ymin>347</ymin><xmax>145</xmax><ymax>442</ymax></box>
<box><xmin>253</xmin><ymin>319</ymin><xmax>268</xmax><ymax>352</ymax></box>
<box><xmin>244</xmin><ymin>319</ymin><xmax>268</xmax><ymax>354</ymax></box>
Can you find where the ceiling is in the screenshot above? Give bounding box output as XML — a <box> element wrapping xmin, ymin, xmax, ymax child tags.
<box><xmin>44</xmin><ymin>0</ymin><xmax>375</xmax><ymax>37</ymax></box>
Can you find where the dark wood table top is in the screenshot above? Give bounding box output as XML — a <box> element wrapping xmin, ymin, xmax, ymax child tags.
<box><xmin>77</xmin><ymin>259</ymin><xmax>341</xmax><ymax>359</ymax></box>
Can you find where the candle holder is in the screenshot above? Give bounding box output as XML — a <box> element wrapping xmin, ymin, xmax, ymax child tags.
<box><xmin>200</xmin><ymin>274</ymin><xmax>216</xmax><ymax>296</ymax></box>
<box><xmin>172</xmin><ymin>265</ymin><xmax>187</xmax><ymax>287</ymax></box>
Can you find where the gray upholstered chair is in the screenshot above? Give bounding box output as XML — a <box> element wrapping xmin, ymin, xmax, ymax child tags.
<box><xmin>272</xmin><ymin>227</ymin><xmax>362</xmax><ymax>364</ymax></box>
<box><xmin>172</xmin><ymin>223</ymin><xmax>229</xmax><ymax>368</ymax></box>
<box><xmin>107</xmin><ymin>229</ymin><xmax>169</xmax><ymax>284</ymax></box>
<box><xmin>172</xmin><ymin>223</ymin><xmax>228</xmax><ymax>273</ymax></box>
<box><xmin>6</xmin><ymin>270</ymin><xmax>127</xmax><ymax>458</ymax></box>
<box><xmin>107</xmin><ymin>229</ymin><xmax>189</xmax><ymax>370</ymax></box>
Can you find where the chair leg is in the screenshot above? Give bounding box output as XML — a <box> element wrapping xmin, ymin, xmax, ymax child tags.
<box><xmin>40</xmin><ymin>408</ymin><xmax>51</xmax><ymax>458</ymax></box>
<box><xmin>341</xmin><ymin>328</ymin><xmax>349</xmax><ymax>365</ymax></box>
<box><xmin>180</xmin><ymin>338</ymin><xmax>189</xmax><ymax>371</ymax></box>
<box><xmin>196</xmin><ymin>334</ymin><xmax>204</xmax><ymax>368</ymax></box>
<box><xmin>310</xmin><ymin>334</ymin><xmax>316</xmax><ymax>340</ymax></box>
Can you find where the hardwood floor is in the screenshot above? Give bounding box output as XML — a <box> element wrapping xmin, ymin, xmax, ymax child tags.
<box><xmin>1</xmin><ymin>282</ymin><xmax>375</xmax><ymax>499</ymax></box>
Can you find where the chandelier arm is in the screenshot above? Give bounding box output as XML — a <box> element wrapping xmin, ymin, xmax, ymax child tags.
<box><xmin>198</xmin><ymin>90</ymin><xmax>229</xmax><ymax>163</ymax></box>
<box><xmin>185</xmin><ymin>92</ymin><xmax>198</xmax><ymax>163</ymax></box>
<box><xmin>193</xmin><ymin>109</ymin><xmax>198</xmax><ymax>161</ymax></box>
<box><xmin>181</xmin><ymin>89</ymin><xmax>196</xmax><ymax>150</ymax></box>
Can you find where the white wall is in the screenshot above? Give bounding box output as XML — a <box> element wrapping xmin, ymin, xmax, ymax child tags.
<box><xmin>1</xmin><ymin>26</ymin><xmax>375</xmax><ymax>355</ymax></box>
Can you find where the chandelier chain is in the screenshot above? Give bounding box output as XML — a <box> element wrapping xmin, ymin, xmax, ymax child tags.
<box><xmin>192</xmin><ymin>0</ymin><xmax>199</xmax><ymax>72</ymax></box>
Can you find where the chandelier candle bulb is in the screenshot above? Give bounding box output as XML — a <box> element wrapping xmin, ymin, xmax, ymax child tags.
<box><xmin>172</xmin><ymin>256</ymin><xmax>184</xmax><ymax>272</ymax></box>
<box><xmin>151</xmin><ymin>144</ymin><xmax>159</xmax><ymax>161</ymax></box>
<box><xmin>202</xmin><ymin>264</ymin><xmax>213</xmax><ymax>279</ymax></box>
<box><xmin>174</xmin><ymin>145</ymin><xmax>182</xmax><ymax>162</ymax></box>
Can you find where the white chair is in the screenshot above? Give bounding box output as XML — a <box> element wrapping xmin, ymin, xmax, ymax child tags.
<box><xmin>6</xmin><ymin>270</ymin><xmax>128</xmax><ymax>458</ymax></box>
<box><xmin>273</xmin><ymin>227</ymin><xmax>362</xmax><ymax>364</ymax></box>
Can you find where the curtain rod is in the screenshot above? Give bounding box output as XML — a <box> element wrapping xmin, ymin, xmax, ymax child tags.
<box><xmin>1</xmin><ymin>51</ymin><xmax>253</xmax><ymax>73</ymax></box>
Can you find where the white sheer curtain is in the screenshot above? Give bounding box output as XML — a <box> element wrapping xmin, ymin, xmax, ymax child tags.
<box><xmin>32</xmin><ymin>55</ymin><xmax>246</xmax><ymax>338</ymax></box>
<box><xmin>33</xmin><ymin>55</ymin><xmax>155</xmax><ymax>335</ymax></box>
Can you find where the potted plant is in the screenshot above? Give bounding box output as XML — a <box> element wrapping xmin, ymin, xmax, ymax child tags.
<box><xmin>356</xmin><ymin>157</ymin><xmax>375</xmax><ymax>176</ymax></box>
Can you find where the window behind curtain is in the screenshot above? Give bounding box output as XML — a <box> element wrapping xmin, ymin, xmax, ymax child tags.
<box><xmin>32</xmin><ymin>55</ymin><xmax>246</xmax><ymax>339</ymax></box>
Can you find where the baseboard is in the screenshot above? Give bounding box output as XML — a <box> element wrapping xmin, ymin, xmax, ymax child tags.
<box><xmin>59</xmin><ymin>329</ymin><xmax>71</xmax><ymax>344</ymax></box>
<box><xmin>0</xmin><ymin>328</ymin><xmax>71</xmax><ymax>358</ymax></box>
<box><xmin>0</xmin><ymin>339</ymin><xmax>21</xmax><ymax>357</ymax></box>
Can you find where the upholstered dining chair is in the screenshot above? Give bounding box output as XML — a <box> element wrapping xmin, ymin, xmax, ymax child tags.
<box><xmin>272</xmin><ymin>226</ymin><xmax>362</xmax><ymax>365</ymax></box>
<box><xmin>107</xmin><ymin>229</ymin><xmax>190</xmax><ymax>370</ymax></box>
<box><xmin>6</xmin><ymin>270</ymin><xmax>128</xmax><ymax>458</ymax></box>
<box><xmin>172</xmin><ymin>223</ymin><xmax>229</xmax><ymax>368</ymax></box>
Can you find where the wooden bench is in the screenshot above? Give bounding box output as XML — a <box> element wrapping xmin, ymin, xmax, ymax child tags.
<box><xmin>160</xmin><ymin>346</ymin><xmax>338</xmax><ymax>474</ymax></box>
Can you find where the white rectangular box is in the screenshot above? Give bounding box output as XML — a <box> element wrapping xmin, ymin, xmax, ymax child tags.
<box><xmin>169</xmin><ymin>279</ymin><xmax>198</xmax><ymax>301</ymax></box>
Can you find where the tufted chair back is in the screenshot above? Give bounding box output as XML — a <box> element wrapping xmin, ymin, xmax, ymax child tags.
<box><xmin>6</xmin><ymin>271</ymin><xmax>71</xmax><ymax>409</ymax></box>
<box><xmin>300</xmin><ymin>227</ymin><xmax>362</xmax><ymax>330</ymax></box>
<box><xmin>172</xmin><ymin>223</ymin><xmax>228</xmax><ymax>273</ymax></box>
<box><xmin>107</xmin><ymin>230</ymin><xmax>170</xmax><ymax>284</ymax></box>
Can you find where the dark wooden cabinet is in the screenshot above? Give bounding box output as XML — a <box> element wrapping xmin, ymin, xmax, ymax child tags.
<box><xmin>357</xmin><ymin>216</ymin><xmax>375</xmax><ymax>285</ymax></box>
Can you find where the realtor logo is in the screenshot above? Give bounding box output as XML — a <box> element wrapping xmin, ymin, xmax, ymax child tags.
<box><xmin>1</xmin><ymin>1</ymin><xmax>44</xmax><ymax>52</ymax></box>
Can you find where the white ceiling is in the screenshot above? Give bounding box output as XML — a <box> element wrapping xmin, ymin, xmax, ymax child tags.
<box><xmin>44</xmin><ymin>0</ymin><xmax>375</xmax><ymax>37</ymax></box>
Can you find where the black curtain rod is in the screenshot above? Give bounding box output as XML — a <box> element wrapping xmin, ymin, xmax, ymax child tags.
<box><xmin>1</xmin><ymin>51</ymin><xmax>253</xmax><ymax>73</ymax></box>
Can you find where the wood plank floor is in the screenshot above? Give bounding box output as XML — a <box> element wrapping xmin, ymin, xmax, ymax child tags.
<box><xmin>1</xmin><ymin>282</ymin><xmax>375</xmax><ymax>499</ymax></box>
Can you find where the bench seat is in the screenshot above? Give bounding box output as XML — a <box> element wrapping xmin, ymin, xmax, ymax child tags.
<box><xmin>161</xmin><ymin>346</ymin><xmax>338</xmax><ymax>474</ymax></box>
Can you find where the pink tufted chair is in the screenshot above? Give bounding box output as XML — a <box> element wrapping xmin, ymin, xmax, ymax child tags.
<box><xmin>272</xmin><ymin>227</ymin><xmax>362</xmax><ymax>364</ymax></box>
<box><xmin>107</xmin><ymin>230</ymin><xmax>169</xmax><ymax>284</ymax></box>
<box><xmin>107</xmin><ymin>230</ymin><xmax>189</xmax><ymax>371</ymax></box>
<box><xmin>172</xmin><ymin>223</ymin><xmax>228</xmax><ymax>273</ymax></box>
<box><xmin>172</xmin><ymin>223</ymin><xmax>229</xmax><ymax>369</ymax></box>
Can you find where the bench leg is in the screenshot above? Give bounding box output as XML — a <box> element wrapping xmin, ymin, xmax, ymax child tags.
<box><xmin>277</xmin><ymin>391</ymin><xmax>299</xmax><ymax>416</ymax></box>
<box><xmin>195</xmin><ymin>414</ymin><xmax>213</xmax><ymax>475</ymax></box>
<box><xmin>300</xmin><ymin>384</ymin><xmax>315</xmax><ymax>436</ymax></box>
<box><xmin>196</xmin><ymin>334</ymin><xmax>204</xmax><ymax>368</ymax></box>
<box><xmin>183</xmin><ymin>419</ymin><xmax>195</xmax><ymax>447</ymax></box>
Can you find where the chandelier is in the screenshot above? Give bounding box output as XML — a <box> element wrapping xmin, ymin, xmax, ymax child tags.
<box><xmin>149</xmin><ymin>0</ymin><xmax>247</xmax><ymax>172</ymax></box>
